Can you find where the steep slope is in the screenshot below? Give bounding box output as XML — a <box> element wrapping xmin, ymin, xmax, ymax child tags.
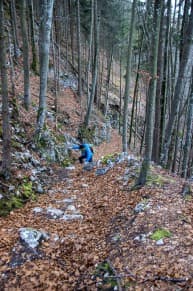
<box><xmin>0</xmin><ymin>154</ymin><xmax>193</xmax><ymax>290</ymax></box>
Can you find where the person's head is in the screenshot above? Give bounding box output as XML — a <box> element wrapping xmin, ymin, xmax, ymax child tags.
<box><xmin>79</xmin><ymin>144</ymin><xmax>84</xmax><ymax>149</ymax></box>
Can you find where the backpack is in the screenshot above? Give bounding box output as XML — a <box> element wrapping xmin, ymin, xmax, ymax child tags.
<box><xmin>90</xmin><ymin>146</ymin><xmax>94</xmax><ymax>154</ymax></box>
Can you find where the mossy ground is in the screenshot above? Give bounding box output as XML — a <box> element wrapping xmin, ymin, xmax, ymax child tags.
<box><xmin>101</xmin><ymin>153</ymin><xmax>119</xmax><ymax>164</ymax></box>
<box><xmin>150</xmin><ymin>228</ymin><xmax>172</xmax><ymax>241</ymax></box>
<box><xmin>0</xmin><ymin>179</ymin><xmax>36</xmax><ymax>217</ymax></box>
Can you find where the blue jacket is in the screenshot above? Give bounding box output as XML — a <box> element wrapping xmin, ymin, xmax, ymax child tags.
<box><xmin>72</xmin><ymin>144</ymin><xmax>93</xmax><ymax>162</ymax></box>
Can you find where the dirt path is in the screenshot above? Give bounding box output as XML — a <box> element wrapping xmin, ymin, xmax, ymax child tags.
<box><xmin>1</xmin><ymin>145</ymin><xmax>193</xmax><ymax>290</ymax></box>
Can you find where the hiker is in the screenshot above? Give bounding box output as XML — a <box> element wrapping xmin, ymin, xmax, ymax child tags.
<box><xmin>71</xmin><ymin>143</ymin><xmax>93</xmax><ymax>164</ymax></box>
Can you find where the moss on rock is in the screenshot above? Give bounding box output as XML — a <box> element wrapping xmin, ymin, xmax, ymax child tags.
<box><xmin>0</xmin><ymin>179</ymin><xmax>36</xmax><ymax>217</ymax></box>
<box><xmin>0</xmin><ymin>196</ymin><xmax>23</xmax><ymax>217</ymax></box>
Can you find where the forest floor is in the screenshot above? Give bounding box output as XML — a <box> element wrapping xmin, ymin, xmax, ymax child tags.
<box><xmin>1</xmin><ymin>134</ymin><xmax>193</xmax><ymax>290</ymax></box>
<box><xmin>1</xmin><ymin>68</ymin><xmax>193</xmax><ymax>290</ymax></box>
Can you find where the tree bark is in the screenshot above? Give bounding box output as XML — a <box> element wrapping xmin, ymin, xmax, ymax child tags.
<box><xmin>20</xmin><ymin>0</ymin><xmax>30</xmax><ymax>110</ymax></box>
<box><xmin>122</xmin><ymin>0</ymin><xmax>137</xmax><ymax>152</ymax></box>
<box><xmin>36</xmin><ymin>0</ymin><xmax>54</xmax><ymax>137</ymax></box>
<box><xmin>137</xmin><ymin>0</ymin><xmax>162</xmax><ymax>186</ymax></box>
<box><xmin>0</xmin><ymin>0</ymin><xmax>11</xmax><ymax>178</ymax></box>
<box><xmin>84</xmin><ymin>0</ymin><xmax>99</xmax><ymax>127</ymax></box>
<box><xmin>182</xmin><ymin>73</ymin><xmax>193</xmax><ymax>178</ymax></box>
<box><xmin>77</xmin><ymin>0</ymin><xmax>82</xmax><ymax>98</ymax></box>
<box><xmin>161</xmin><ymin>0</ymin><xmax>193</xmax><ymax>166</ymax></box>
<box><xmin>29</xmin><ymin>0</ymin><xmax>38</xmax><ymax>74</ymax></box>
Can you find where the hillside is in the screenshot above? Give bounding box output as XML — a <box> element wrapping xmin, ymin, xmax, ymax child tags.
<box><xmin>1</xmin><ymin>147</ymin><xmax>193</xmax><ymax>290</ymax></box>
<box><xmin>0</xmin><ymin>64</ymin><xmax>193</xmax><ymax>289</ymax></box>
<box><xmin>1</xmin><ymin>1</ymin><xmax>193</xmax><ymax>288</ymax></box>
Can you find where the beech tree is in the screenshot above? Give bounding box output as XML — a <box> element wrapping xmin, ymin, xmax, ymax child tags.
<box><xmin>181</xmin><ymin>71</ymin><xmax>193</xmax><ymax>178</ymax></box>
<box><xmin>84</xmin><ymin>0</ymin><xmax>100</xmax><ymax>126</ymax></box>
<box><xmin>161</xmin><ymin>0</ymin><xmax>193</xmax><ymax>167</ymax></box>
<box><xmin>0</xmin><ymin>0</ymin><xmax>11</xmax><ymax>178</ymax></box>
<box><xmin>36</xmin><ymin>0</ymin><xmax>54</xmax><ymax>137</ymax></box>
<box><xmin>122</xmin><ymin>0</ymin><xmax>137</xmax><ymax>152</ymax></box>
<box><xmin>137</xmin><ymin>0</ymin><xmax>162</xmax><ymax>186</ymax></box>
<box><xmin>20</xmin><ymin>0</ymin><xmax>30</xmax><ymax>110</ymax></box>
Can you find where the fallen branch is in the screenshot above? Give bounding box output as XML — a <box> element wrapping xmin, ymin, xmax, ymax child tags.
<box><xmin>141</xmin><ymin>275</ymin><xmax>188</xmax><ymax>284</ymax></box>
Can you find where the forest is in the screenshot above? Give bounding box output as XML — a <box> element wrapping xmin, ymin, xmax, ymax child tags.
<box><xmin>0</xmin><ymin>0</ymin><xmax>193</xmax><ymax>290</ymax></box>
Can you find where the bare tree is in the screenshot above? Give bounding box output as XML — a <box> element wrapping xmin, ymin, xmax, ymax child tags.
<box><xmin>36</xmin><ymin>0</ymin><xmax>54</xmax><ymax>138</ymax></box>
<box><xmin>137</xmin><ymin>0</ymin><xmax>162</xmax><ymax>186</ymax></box>
<box><xmin>122</xmin><ymin>0</ymin><xmax>137</xmax><ymax>152</ymax></box>
<box><xmin>161</xmin><ymin>0</ymin><xmax>193</xmax><ymax>166</ymax></box>
<box><xmin>20</xmin><ymin>0</ymin><xmax>30</xmax><ymax>110</ymax></box>
<box><xmin>0</xmin><ymin>0</ymin><xmax>11</xmax><ymax>178</ymax></box>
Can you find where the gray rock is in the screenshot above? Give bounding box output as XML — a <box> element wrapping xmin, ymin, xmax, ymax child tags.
<box><xmin>83</xmin><ymin>162</ymin><xmax>95</xmax><ymax>171</ymax></box>
<box><xmin>95</xmin><ymin>167</ymin><xmax>109</xmax><ymax>176</ymax></box>
<box><xmin>36</xmin><ymin>183</ymin><xmax>44</xmax><ymax>194</ymax></box>
<box><xmin>46</xmin><ymin>207</ymin><xmax>64</xmax><ymax>219</ymax></box>
<box><xmin>31</xmin><ymin>158</ymin><xmax>40</xmax><ymax>167</ymax></box>
<box><xmin>30</xmin><ymin>175</ymin><xmax>37</xmax><ymax>182</ymax></box>
<box><xmin>19</xmin><ymin>227</ymin><xmax>48</xmax><ymax>248</ymax></box>
<box><xmin>61</xmin><ymin>214</ymin><xmax>83</xmax><ymax>221</ymax></box>
<box><xmin>134</xmin><ymin>234</ymin><xmax>147</xmax><ymax>242</ymax></box>
<box><xmin>33</xmin><ymin>207</ymin><xmax>43</xmax><ymax>214</ymax></box>
<box><xmin>63</xmin><ymin>198</ymin><xmax>74</xmax><ymax>203</ymax></box>
<box><xmin>31</xmin><ymin>169</ymin><xmax>39</xmax><ymax>176</ymax></box>
<box><xmin>65</xmin><ymin>165</ymin><xmax>75</xmax><ymax>170</ymax></box>
<box><xmin>134</xmin><ymin>201</ymin><xmax>149</xmax><ymax>213</ymax></box>
<box><xmin>66</xmin><ymin>205</ymin><xmax>77</xmax><ymax>213</ymax></box>
<box><xmin>81</xmin><ymin>183</ymin><xmax>88</xmax><ymax>188</ymax></box>
<box><xmin>156</xmin><ymin>239</ymin><xmax>164</xmax><ymax>246</ymax></box>
<box><xmin>9</xmin><ymin>185</ymin><xmax>15</xmax><ymax>191</ymax></box>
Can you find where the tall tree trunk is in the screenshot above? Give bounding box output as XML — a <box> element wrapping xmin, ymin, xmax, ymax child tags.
<box><xmin>181</xmin><ymin>73</ymin><xmax>193</xmax><ymax>178</ymax></box>
<box><xmin>68</xmin><ymin>0</ymin><xmax>75</xmax><ymax>67</ymax></box>
<box><xmin>104</xmin><ymin>47</ymin><xmax>113</xmax><ymax>117</ymax></box>
<box><xmin>86</xmin><ymin>0</ymin><xmax>94</xmax><ymax>108</ymax></box>
<box><xmin>20</xmin><ymin>0</ymin><xmax>30</xmax><ymax>110</ymax></box>
<box><xmin>137</xmin><ymin>0</ymin><xmax>162</xmax><ymax>186</ymax></box>
<box><xmin>36</xmin><ymin>0</ymin><xmax>54</xmax><ymax>137</ymax></box>
<box><xmin>160</xmin><ymin>0</ymin><xmax>172</xmax><ymax>158</ymax></box>
<box><xmin>122</xmin><ymin>0</ymin><xmax>137</xmax><ymax>152</ymax></box>
<box><xmin>129</xmin><ymin>34</ymin><xmax>143</xmax><ymax>147</ymax></box>
<box><xmin>77</xmin><ymin>0</ymin><xmax>82</xmax><ymax>98</ymax></box>
<box><xmin>152</xmin><ymin>1</ymin><xmax>165</xmax><ymax>162</ymax></box>
<box><xmin>119</xmin><ymin>49</ymin><xmax>122</xmax><ymax>134</ymax></box>
<box><xmin>161</xmin><ymin>0</ymin><xmax>193</xmax><ymax>166</ymax></box>
<box><xmin>10</xmin><ymin>0</ymin><xmax>20</xmax><ymax>60</ymax></box>
<box><xmin>84</xmin><ymin>0</ymin><xmax>99</xmax><ymax>127</ymax></box>
<box><xmin>29</xmin><ymin>0</ymin><xmax>38</xmax><ymax>74</ymax></box>
<box><xmin>0</xmin><ymin>0</ymin><xmax>11</xmax><ymax>178</ymax></box>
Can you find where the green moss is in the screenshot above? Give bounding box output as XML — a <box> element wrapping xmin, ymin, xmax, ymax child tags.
<box><xmin>20</xmin><ymin>180</ymin><xmax>36</xmax><ymax>201</ymax></box>
<box><xmin>0</xmin><ymin>196</ymin><xmax>23</xmax><ymax>217</ymax></box>
<box><xmin>61</xmin><ymin>157</ymin><xmax>73</xmax><ymax>167</ymax></box>
<box><xmin>0</xmin><ymin>178</ymin><xmax>37</xmax><ymax>216</ymax></box>
<box><xmin>150</xmin><ymin>228</ymin><xmax>172</xmax><ymax>241</ymax></box>
<box><xmin>101</xmin><ymin>153</ymin><xmax>118</xmax><ymax>164</ymax></box>
<box><xmin>11</xmin><ymin>139</ymin><xmax>22</xmax><ymax>150</ymax></box>
<box><xmin>56</xmin><ymin>134</ymin><xmax>66</xmax><ymax>143</ymax></box>
<box><xmin>146</xmin><ymin>172</ymin><xmax>171</xmax><ymax>186</ymax></box>
<box><xmin>78</xmin><ymin>125</ymin><xmax>95</xmax><ymax>143</ymax></box>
